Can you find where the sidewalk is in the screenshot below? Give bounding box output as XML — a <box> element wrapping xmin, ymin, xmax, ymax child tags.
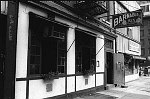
<box><xmin>73</xmin><ymin>76</ymin><xmax>150</xmax><ymax>99</ymax></box>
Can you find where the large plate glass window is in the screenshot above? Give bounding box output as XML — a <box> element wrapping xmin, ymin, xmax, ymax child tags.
<box><xmin>28</xmin><ymin>13</ymin><xmax>68</xmax><ymax>75</ymax></box>
<box><xmin>75</xmin><ymin>30</ymin><xmax>96</xmax><ymax>74</ymax></box>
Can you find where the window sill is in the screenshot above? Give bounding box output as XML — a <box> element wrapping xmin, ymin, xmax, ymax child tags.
<box><xmin>29</xmin><ymin>73</ymin><xmax>66</xmax><ymax>79</ymax></box>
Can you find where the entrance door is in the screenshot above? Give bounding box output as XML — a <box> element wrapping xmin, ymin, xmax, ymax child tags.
<box><xmin>114</xmin><ymin>53</ymin><xmax>125</xmax><ymax>85</ymax></box>
<box><xmin>106</xmin><ymin>52</ymin><xmax>114</xmax><ymax>84</ymax></box>
<box><xmin>0</xmin><ymin>14</ymin><xmax>7</xmax><ymax>99</ymax></box>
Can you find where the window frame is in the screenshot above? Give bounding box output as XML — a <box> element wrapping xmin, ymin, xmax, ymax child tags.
<box><xmin>145</xmin><ymin>5</ymin><xmax>149</xmax><ymax>12</ymax></box>
<box><xmin>141</xmin><ymin>5</ymin><xmax>149</xmax><ymax>12</ymax></box>
<box><xmin>28</xmin><ymin>12</ymin><xmax>68</xmax><ymax>76</ymax></box>
<box><xmin>75</xmin><ymin>29</ymin><xmax>96</xmax><ymax>74</ymax></box>
<box><xmin>104</xmin><ymin>38</ymin><xmax>113</xmax><ymax>49</ymax></box>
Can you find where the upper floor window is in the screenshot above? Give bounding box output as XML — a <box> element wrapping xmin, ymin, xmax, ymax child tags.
<box><xmin>145</xmin><ymin>5</ymin><xmax>149</xmax><ymax>12</ymax></box>
<box><xmin>141</xmin><ymin>48</ymin><xmax>145</xmax><ymax>56</ymax></box>
<box><xmin>140</xmin><ymin>24</ymin><xmax>144</xmax><ymax>28</ymax></box>
<box><xmin>148</xmin><ymin>39</ymin><xmax>150</xmax><ymax>45</ymax></box>
<box><xmin>148</xmin><ymin>29</ymin><xmax>150</xmax><ymax>35</ymax></box>
<box><xmin>148</xmin><ymin>48</ymin><xmax>150</xmax><ymax>55</ymax></box>
<box><xmin>141</xmin><ymin>5</ymin><xmax>149</xmax><ymax>12</ymax></box>
<box><xmin>148</xmin><ymin>20</ymin><xmax>150</xmax><ymax>26</ymax></box>
<box><xmin>140</xmin><ymin>30</ymin><xmax>144</xmax><ymax>37</ymax></box>
<box><xmin>127</xmin><ymin>27</ymin><xmax>133</xmax><ymax>38</ymax></box>
<box><xmin>29</xmin><ymin>13</ymin><xmax>68</xmax><ymax>75</ymax></box>
<box><xmin>144</xmin><ymin>20</ymin><xmax>148</xmax><ymax>26</ymax></box>
<box><xmin>75</xmin><ymin>30</ymin><xmax>96</xmax><ymax>74</ymax></box>
<box><xmin>140</xmin><ymin>39</ymin><xmax>144</xmax><ymax>46</ymax></box>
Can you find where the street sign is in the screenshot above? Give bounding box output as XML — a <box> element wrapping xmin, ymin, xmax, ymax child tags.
<box><xmin>112</xmin><ymin>9</ymin><xmax>143</xmax><ymax>28</ymax></box>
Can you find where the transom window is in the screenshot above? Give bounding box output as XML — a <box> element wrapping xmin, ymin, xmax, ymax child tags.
<box><xmin>29</xmin><ymin>13</ymin><xmax>68</xmax><ymax>75</ymax></box>
<box><xmin>105</xmin><ymin>39</ymin><xmax>113</xmax><ymax>49</ymax></box>
<box><xmin>75</xmin><ymin>30</ymin><xmax>96</xmax><ymax>73</ymax></box>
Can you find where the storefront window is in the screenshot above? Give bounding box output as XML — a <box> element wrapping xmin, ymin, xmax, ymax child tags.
<box><xmin>29</xmin><ymin>13</ymin><xmax>67</xmax><ymax>75</ymax></box>
<box><xmin>125</xmin><ymin>59</ymin><xmax>134</xmax><ymax>76</ymax></box>
<box><xmin>75</xmin><ymin>30</ymin><xmax>96</xmax><ymax>73</ymax></box>
<box><xmin>134</xmin><ymin>60</ymin><xmax>139</xmax><ymax>74</ymax></box>
<box><xmin>124</xmin><ymin>54</ymin><xmax>134</xmax><ymax>76</ymax></box>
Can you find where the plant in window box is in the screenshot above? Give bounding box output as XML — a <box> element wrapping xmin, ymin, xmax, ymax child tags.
<box><xmin>41</xmin><ymin>71</ymin><xmax>59</xmax><ymax>81</ymax></box>
<box><xmin>82</xmin><ymin>69</ymin><xmax>95</xmax><ymax>77</ymax></box>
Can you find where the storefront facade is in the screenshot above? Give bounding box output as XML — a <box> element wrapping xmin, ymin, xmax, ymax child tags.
<box><xmin>114</xmin><ymin>1</ymin><xmax>145</xmax><ymax>82</ymax></box>
<box><xmin>1</xmin><ymin>1</ymin><xmax>118</xmax><ymax>99</ymax></box>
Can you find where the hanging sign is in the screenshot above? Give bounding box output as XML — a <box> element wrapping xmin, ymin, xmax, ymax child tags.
<box><xmin>112</xmin><ymin>9</ymin><xmax>143</xmax><ymax>28</ymax></box>
<box><xmin>128</xmin><ymin>40</ymin><xmax>140</xmax><ymax>53</ymax></box>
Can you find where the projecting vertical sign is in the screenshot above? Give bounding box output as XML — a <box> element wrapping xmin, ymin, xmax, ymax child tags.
<box><xmin>112</xmin><ymin>9</ymin><xmax>143</xmax><ymax>28</ymax></box>
<box><xmin>4</xmin><ymin>1</ymin><xmax>18</xmax><ymax>99</ymax></box>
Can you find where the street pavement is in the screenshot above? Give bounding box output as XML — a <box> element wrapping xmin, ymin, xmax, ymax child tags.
<box><xmin>73</xmin><ymin>76</ymin><xmax>150</xmax><ymax>99</ymax></box>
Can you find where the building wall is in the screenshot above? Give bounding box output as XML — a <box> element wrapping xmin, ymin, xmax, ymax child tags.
<box><xmin>141</xmin><ymin>17</ymin><xmax>150</xmax><ymax>57</ymax></box>
<box><xmin>140</xmin><ymin>2</ymin><xmax>150</xmax><ymax>59</ymax></box>
<box><xmin>15</xmin><ymin>2</ymin><xmax>109</xmax><ymax>99</ymax></box>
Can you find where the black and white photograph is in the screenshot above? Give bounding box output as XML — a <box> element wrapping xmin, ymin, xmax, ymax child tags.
<box><xmin>0</xmin><ymin>1</ymin><xmax>150</xmax><ymax>99</ymax></box>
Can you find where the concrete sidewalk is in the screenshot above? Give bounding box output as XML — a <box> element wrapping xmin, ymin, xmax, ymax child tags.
<box><xmin>73</xmin><ymin>76</ymin><xmax>150</xmax><ymax>99</ymax></box>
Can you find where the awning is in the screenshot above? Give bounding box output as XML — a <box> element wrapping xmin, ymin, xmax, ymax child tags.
<box><xmin>124</xmin><ymin>53</ymin><xmax>146</xmax><ymax>61</ymax></box>
<box><xmin>132</xmin><ymin>55</ymin><xmax>146</xmax><ymax>60</ymax></box>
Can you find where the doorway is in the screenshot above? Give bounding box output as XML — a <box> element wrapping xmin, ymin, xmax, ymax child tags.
<box><xmin>0</xmin><ymin>14</ymin><xmax>7</xmax><ymax>99</ymax></box>
<box><xmin>106</xmin><ymin>52</ymin><xmax>114</xmax><ymax>84</ymax></box>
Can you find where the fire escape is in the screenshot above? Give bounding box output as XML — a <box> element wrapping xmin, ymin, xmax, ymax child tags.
<box><xmin>74</xmin><ymin>1</ymin><xmax>108</xmax><ymax>17</ymax></box>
